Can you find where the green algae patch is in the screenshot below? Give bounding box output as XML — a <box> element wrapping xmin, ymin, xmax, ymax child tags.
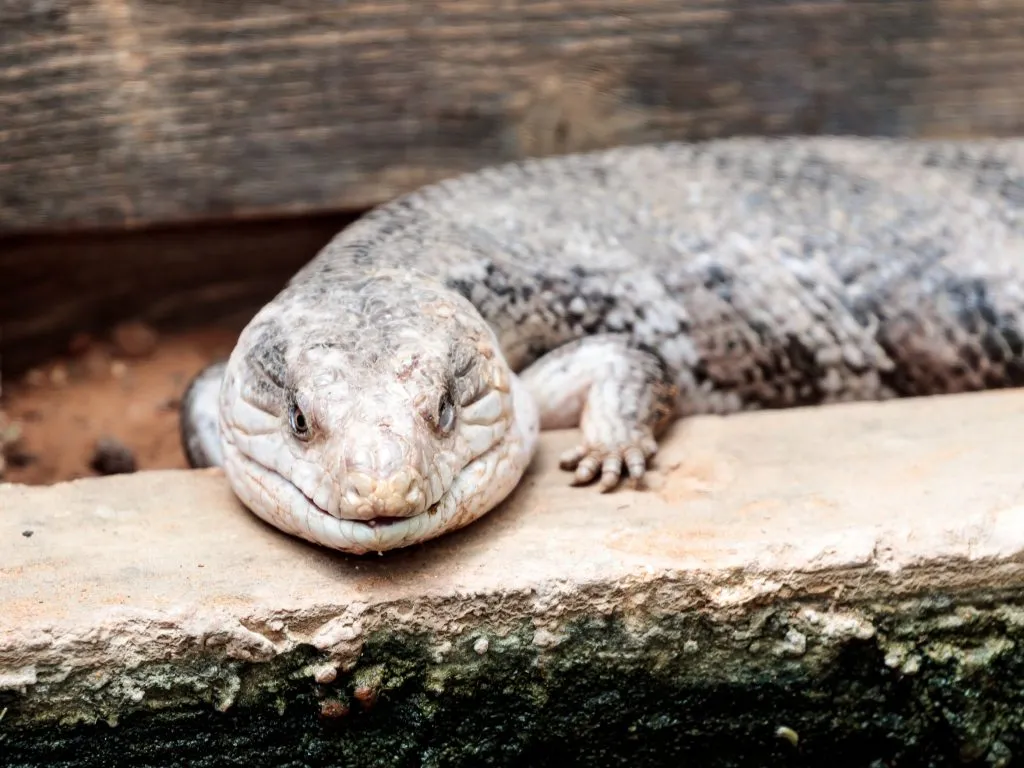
<box><xmin>5</xmin><ymin>588</ymin><xmax>1024</xmax><ymax>767</ymax></box>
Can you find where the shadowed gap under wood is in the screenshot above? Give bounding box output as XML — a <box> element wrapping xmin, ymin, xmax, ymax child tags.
<box><xmin>0</xmin><ymin>211</ymin><xmax>363</xmax><ymax>378</ymax></box>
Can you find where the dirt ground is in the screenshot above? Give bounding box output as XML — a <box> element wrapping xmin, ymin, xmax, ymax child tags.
<box><xmin>1</xmin><ymin>325</ymin><xmax>238</xmax><ymax>486</ymax></box>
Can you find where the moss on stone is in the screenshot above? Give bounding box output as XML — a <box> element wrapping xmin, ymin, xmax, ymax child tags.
<box><xmin>4</xmin><ymin>590</ymin><xmax>1024</xmax><ymax>767</ymax></box>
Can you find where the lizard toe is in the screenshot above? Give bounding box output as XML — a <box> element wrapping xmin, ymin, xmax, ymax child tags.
<box><xmin>560</xmin><ymin>433</ymin><xmax>658</xmax><ymax>492</ymax></box>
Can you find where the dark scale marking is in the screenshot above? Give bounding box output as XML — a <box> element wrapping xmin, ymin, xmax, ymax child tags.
<box><xmin>946</xmin><ymin>277</ymin><xmax>993</xmax><ymax>334</ymax></box>
<box><xmin>1002</xmin><ymin>178</ymin><xmax>1024</xmax><ymax>207</ymax></box>
<box><xmin>245</xmin><ymin>321</ymin><xmax>289</xmax><ymax>394</ymax></box>
<box><xmin>1008</xmin><ymin>358</ymin><xmax>1024</xmax><ymax>384</ymax></box>
<box><xmin>982</xmin><ymin>331</ymin><xmax>1007</xmax><ymax>365</ymax></box>
<box><xmin>782</xmin><ymin>335</ymin><xmax>826</xmax><ymax>404</ymax></box>
<box><xmin>633</xmin><ymin>341</ymin><xmax>674</xmax><ymax>385</ymax></box>
<box><xmin>943</xmin><ymin>277</ymin><xmax>1014</xmax><ymax>369</ymax></box>
<box><xmin>702</xmin><ymin>263</ymin><xmax>733</xmax><ymax>296</ymax></box>
<box><xmin>445</xmin><ymin>259</ymin><xmax>687</xmax><ymax>373</ymax></box>
<box><xmin>984</xmin><ymin>369</ymin><xmax>1007</xmax><ymax>388</ymax></box>
<box><xmin>962</xmin><ymin>346</ymin><xmax>982</xmax><ymax>371</ymax></box>
<box><xmin>1004</xmin><ymin>327</ymin><xmax>1024</xmax><ymax>358</ymax></box>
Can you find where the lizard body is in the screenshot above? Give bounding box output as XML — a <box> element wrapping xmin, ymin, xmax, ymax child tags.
<box><xmin>181</xmin><ymin>137</ymin><xmax>1024</xmax><ymax>554</ymax></box>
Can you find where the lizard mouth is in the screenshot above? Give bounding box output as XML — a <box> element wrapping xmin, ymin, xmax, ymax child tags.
<box><xmin>362</xmin><ymin>516</ymin><xmax>405</xmax><ymax>528</ymax></box>
<box><xmin>226</xmin><ymin>438</ymin><xmax>510</xmax><ymax>554</ymax></box>
<box><xmin>292</xmin><ymin>481</ymin><xmax>428</xmax><ymax>528</ymax></box>
<box><xmin>230</xmin><ymin>457</ymin><xmax>444</xmax><ymax>553</ymax></box>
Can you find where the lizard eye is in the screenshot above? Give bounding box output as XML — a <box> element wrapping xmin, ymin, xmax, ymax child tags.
<box><xmin>436</xmin><ymin>389</ymin><xmax>456</xmax><ymax>435</ymax></box>
<box><xmin>288</xmin><ymin>402</ymin><xmax>311</xmax><ymax>439</ymax></box>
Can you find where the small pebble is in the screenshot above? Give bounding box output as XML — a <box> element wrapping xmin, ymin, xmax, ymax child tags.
<box><xmin>313</xmin><ymin>665</ymin><xmax>338</xmax><ymax>684</ymax></box>
<box><xmin>81</xmin><ymin>347</ymin><xmax>112</xmax><ymax>379</ymax></box>
<box><xmin>353</xmin><ymin>684</ymin><xmax>378</xmax><ymax>709</ymax></box>
<box><xmin>22</xmin><ymin>530</ymin><xmax>33</xmax><ymax>538</ymax></box>
<box><xmin>7</xmin><ymin>449</ymin><xmax>37</xmax><ymax>468</ymax></box>
<box><xmin>68</xmin><ymin>332</ymin><xmax>95</xmax><ymax>355</ymax></box>
<box><xmin>110</xmin><ymin>361</ymin><xmax>128</xmax><ymax>379</ymax></box>
<box><xmin>776</xmin><ymin>725</ymin><xmax>799</xmax><ymax>747</ymax></box>
<box><xmin>90</xmin><ymin>436</ymin><xmax>137</xmax><ymax>475</ymax></box>
<box><xmin>0</xmin><ymin>414</ymin><xmax>26</xmax><ymax>477</ymax></box>
<box><xmin>319</xmin><ymin>699</ymin><xmax>349</xmax><ymax>719</ymax></box>
<box><xmin>0</xmin><ymin>415</ymin><xmax>22</xmax><ymax>445</ymax></box>
<box><xmin>48</xmin><ymin>365</ymin><xmax>69</xmax><ymax>387</ymax></box>
<box><xmin>112</xmin><ymin>321</ymin><xmax>158</xmax><ymax>358</ymax></box>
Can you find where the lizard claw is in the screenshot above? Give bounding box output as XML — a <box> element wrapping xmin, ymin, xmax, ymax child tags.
<box><xmin>558</xmin><ymin>434</ymin><xmax>659</xmax><ymax>492</ymax></box>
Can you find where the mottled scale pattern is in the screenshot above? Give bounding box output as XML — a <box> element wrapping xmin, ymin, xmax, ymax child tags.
<box><xmin>295</xmin><ymin>137</ymin><xmax>1024</xmax><ymax>414</ymax></box>
<box><xmin>184</xmin><ymin>136</ymin><xmax>1024</xmax><ymax>554</ymax></box>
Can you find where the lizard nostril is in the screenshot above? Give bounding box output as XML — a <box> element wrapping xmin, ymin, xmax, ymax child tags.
<box><xmin>346</xmin><ymin>474</ymin><xmax>375</xmax><ymax>498</ymax></box>
<box><xmin>339</xmin><ymin>467</ymin><xmax>422</xmax><ymax>518</ymax></box>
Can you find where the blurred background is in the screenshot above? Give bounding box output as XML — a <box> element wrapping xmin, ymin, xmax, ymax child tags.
<box><xmin>2</xmin><ymin>0</ymin><xmax>1023</xmax><ymax>483</ymax></box>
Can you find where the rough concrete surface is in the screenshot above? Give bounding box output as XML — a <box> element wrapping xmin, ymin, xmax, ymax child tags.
<box><xmin>2</xmin><ymin>390</ymin><xmax>1024</xmax><ymax>767</ymax></box>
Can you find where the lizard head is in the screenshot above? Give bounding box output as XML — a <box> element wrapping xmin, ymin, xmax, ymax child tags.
<box><xmin>211</xmin><ymin>270</ymin><xmax>539</xmax><ymax>554</ymax></box>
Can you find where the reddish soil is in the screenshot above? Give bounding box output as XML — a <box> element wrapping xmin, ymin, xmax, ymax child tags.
<box><xmin>1</xmin><ymin>325</ymin><xmax>238</xmax><ymax>485</ymax></box>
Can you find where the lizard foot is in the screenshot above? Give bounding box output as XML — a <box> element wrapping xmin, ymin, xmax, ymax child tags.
<box><xmin>518</xmin><ymin>334</ymin><xmax>677</xmax><ymax>493</ymax></box>
<box><xmin>559</xmin><ymin>430</ymin><xmax>660</xmax><ymax>492</ymax></box>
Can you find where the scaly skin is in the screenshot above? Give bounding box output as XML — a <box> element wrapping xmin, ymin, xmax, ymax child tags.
<box><xmin>181</xmin><ymin>136</ymin><xmax>1024</xmax><ymax>555</ymax></box>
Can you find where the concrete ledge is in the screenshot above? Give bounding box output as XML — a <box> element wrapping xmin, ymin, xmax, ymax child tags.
<box><xmin>3</xmin><ymin>390</ymin><xmax>1024</xmax><ymax>766</ymax></box>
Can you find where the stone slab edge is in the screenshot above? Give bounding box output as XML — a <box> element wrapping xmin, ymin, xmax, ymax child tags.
<box><xmin>2</xmin><ymin>390</ymin><xmax>1024</xmax><ymax>764</ymax></box>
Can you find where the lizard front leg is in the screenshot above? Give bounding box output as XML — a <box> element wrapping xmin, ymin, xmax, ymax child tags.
<box><xmin>518</xmin><ymin>334</ymin><xmax>677</xmax><ymax>491</ymax></box>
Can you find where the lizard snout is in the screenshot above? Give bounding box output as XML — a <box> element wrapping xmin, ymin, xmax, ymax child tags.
<box><xmin>336</xmin><ymin>435</ymin><xmax>428</xmax><ymax>519</ymax></box>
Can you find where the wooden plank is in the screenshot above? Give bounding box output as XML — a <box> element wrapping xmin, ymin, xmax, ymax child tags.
<box><xmin>0</xmin><ymin>213</ymin><xmax>355</xmax><ymax>376</ymax></box>
<box><xmin>2</xmin><ymin>0</ymin><xmax>1024</xmax><ymax>232</ymax></box>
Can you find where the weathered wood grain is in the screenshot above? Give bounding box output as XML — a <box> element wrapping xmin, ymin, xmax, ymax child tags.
<box><xmin>2</xmin><ymin>0</ymin><xmax>1024</xmax><ymax>232</ymax></box>
<box><xmin>0</xmin><ymin>213</ymin><xmax>355</xmax><ymax>375</ymax></box>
